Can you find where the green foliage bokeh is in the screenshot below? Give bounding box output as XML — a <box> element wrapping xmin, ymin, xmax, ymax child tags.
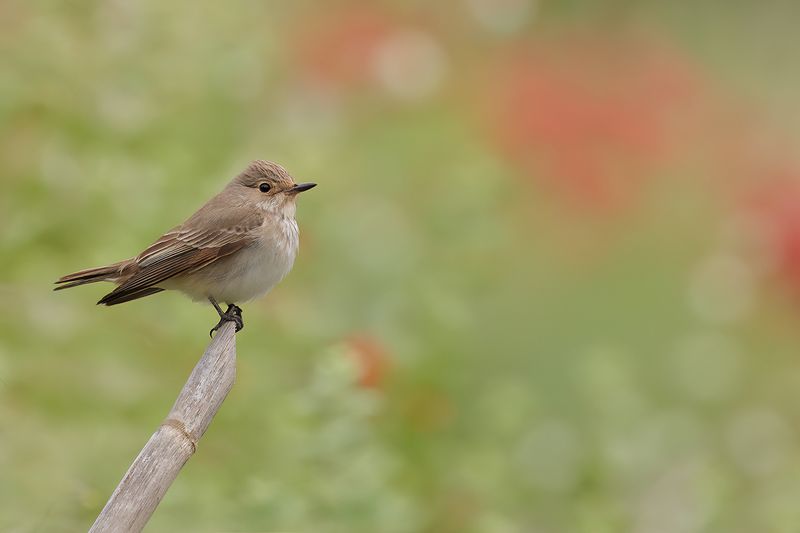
<box><xmin>4</xmin><ymin>1</ymin><xmax>800</xmax><ymax>532</ymax></box>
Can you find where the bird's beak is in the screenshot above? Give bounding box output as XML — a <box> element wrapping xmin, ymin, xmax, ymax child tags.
<box><xmin>288</xmin><ymin>182</ymin><xmax>317</xmax><ymax>194</ymax></box>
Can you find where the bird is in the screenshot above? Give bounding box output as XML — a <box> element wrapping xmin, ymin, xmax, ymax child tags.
<box><xmin>55</xmin><ymin>160</ymin><xmax>316</xmax><ymax>336</ymax></box>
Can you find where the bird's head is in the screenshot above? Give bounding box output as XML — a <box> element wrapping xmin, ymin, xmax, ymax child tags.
<box><xmin>231</xmin><ymin>160</ymin><xmax>316</xmax><ymax>215</ymax></box>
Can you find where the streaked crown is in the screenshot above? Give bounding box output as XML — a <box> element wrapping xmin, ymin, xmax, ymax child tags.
<box><xmin>234</xmin><ymin>160</ymin><xmax>294</xmax><ymax>189</ymax></box>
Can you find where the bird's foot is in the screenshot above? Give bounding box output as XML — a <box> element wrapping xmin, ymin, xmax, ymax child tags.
<box><xmin>210</xmin><ymin>304</ymin><xmax>244</xmax><ymax>337</ymax></box>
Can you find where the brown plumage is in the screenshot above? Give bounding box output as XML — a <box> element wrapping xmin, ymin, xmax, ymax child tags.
<box><xmin>55</xmin><ymin>160</ymin><xmax>316</xmax><ymax>334</ymax></box>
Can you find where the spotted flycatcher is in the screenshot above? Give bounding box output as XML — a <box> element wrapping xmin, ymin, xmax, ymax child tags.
<box><xmin>55</xmin><ymin>160</ymin><xmax>316</xmax><ymax>335</ymax></box>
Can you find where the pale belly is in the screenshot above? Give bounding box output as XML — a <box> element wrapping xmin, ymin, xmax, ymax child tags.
<box><xmin>162</xmin><ymin>230</ymin><xmax>298</xmax><ymax>304</ymax></box>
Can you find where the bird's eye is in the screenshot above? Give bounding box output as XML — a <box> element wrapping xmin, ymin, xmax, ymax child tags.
<box><xmin>259</xmin><ymin>183</ymin><xmax>271</xmax><ymax>193</ymax></box>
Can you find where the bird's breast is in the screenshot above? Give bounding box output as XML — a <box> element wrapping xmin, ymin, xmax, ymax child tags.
<box><xmin>229</xmin><ymin>216</ymin><xmax>299</xmax><ymax>301</ymax></box>
<box><xmin>174</xmin><ymin>215</ymin><xmax>299</xmax><ymax>303</ymax></box>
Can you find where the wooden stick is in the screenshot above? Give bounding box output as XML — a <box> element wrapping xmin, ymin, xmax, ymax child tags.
<box><xmin>89</xmin><ymin>321</ymin><xmax>237</xmax><ymax>533</ymax></box>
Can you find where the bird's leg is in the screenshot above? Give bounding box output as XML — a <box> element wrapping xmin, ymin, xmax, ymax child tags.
<box><xmin>209</xmin><ymin>296</ymin><xmax>244</xmax><ymax>337</ymax></box>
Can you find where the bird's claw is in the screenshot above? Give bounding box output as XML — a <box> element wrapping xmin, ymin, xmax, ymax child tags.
<box><xmin>210</xmin><ymin>304</ymin><xmax>244</xmax><ymax>337</ymax></box>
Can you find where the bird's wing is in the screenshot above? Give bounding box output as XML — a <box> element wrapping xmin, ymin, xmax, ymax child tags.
<box><xmin>97</xmin><ymin>207</ymin><xmax>263</xmax><ymax>306</ymax></box>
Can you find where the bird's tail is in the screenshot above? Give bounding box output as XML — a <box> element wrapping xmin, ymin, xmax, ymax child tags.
<box><xmin>54</xmin><ymin>262</ymin><xmax>127</xmax><ymax>291</ymax></box>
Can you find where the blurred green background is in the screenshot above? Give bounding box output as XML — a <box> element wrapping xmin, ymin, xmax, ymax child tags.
<box><xmin>4</xmin><ymin>1</ymin><xmax>800</xmax><ymax>532</ymax></box>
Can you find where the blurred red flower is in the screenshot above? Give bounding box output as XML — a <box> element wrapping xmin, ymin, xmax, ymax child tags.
<box><xmin>293</xmin><ymin>6</ymin><xmax>394</xmax><ymax>87</ymax></box>
<box><xmin>482</xmin><ymin>34</ymin><xmax>704</xmax><ymax>211</ymax></box>
<box><xmin>741</xmin><ymin>175</ymin><xmax>800</xmax><ymax>294</ymax></box>
<box><xmin>344</xmin><ymin>334</ymin><xmax>391</xmax><ymax>389</ymax></box>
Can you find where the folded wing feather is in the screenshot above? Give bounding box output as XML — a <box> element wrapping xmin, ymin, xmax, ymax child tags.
<box><xmin>98</xmin><ymin>207</ymin><xmax>263</xmax><ymax>306</ymax></box>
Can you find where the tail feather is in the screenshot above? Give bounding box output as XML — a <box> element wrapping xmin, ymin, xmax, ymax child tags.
<box><xmin>97</xmin><ymin>286</ymin><xmax>164</xmax><ymax>306</ymax></box>
<box><xmin>54</xmin><ymin>262</ymin><xmax>126</xmax><ymax>291</ymax></box>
